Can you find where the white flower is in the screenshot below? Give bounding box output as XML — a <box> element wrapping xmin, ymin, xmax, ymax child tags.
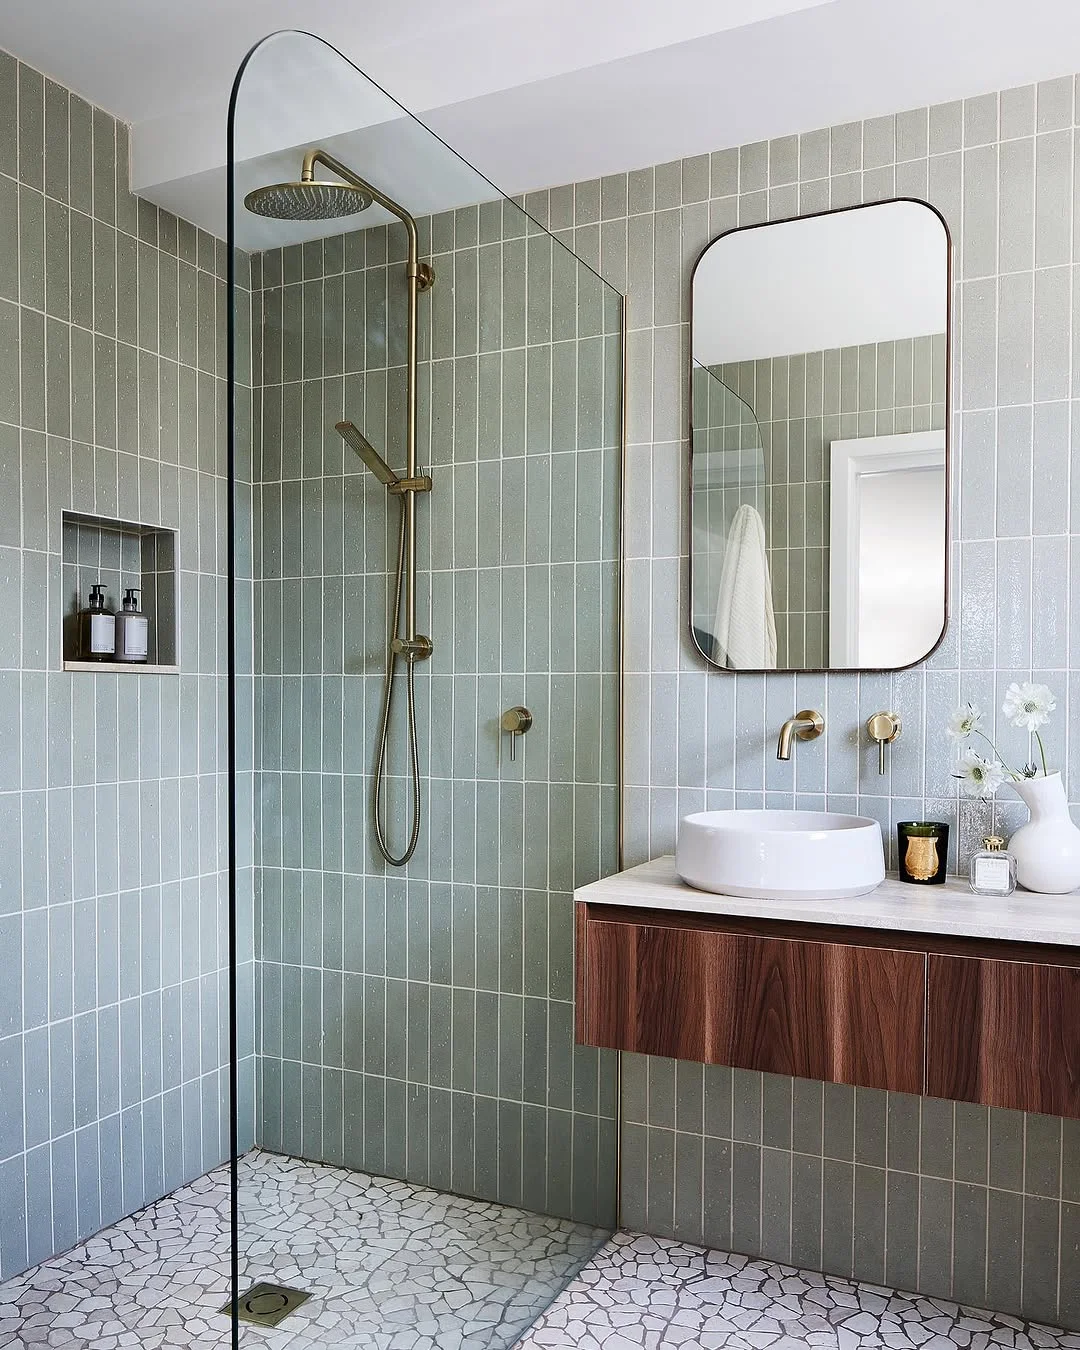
<box><xmin>953</xmin><ymin>750</ymin><xmax>1006</xmax><ymax>799</ymax></box>
<box><xmin>1002</xmin><ymin>681</ymin><xmax>1056</xmax><ymax>732</ymax></box>
<box><xmin>946</xmin><ymin>702</ymin><xmax>983</xmax><ymax>741</ymax></box>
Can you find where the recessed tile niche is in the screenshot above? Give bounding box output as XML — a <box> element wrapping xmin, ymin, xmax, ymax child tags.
<box><xmin>61</xmin><ymin>511</ymin><xmax>179</xmax><ymax>672</ymax></box>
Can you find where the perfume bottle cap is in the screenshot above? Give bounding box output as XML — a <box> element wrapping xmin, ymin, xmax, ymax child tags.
<box><xmin>983</xmin><ymin>835</ymin><xmax>1005</xmax><ymax>851</ymax></box>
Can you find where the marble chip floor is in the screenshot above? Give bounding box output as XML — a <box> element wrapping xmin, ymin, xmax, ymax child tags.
<box><xmin>515</xmin><ymin>1232</ymin><xmax>1080</xmax><ymax>1350</ymax></box>
<box><xmin>4</xmin><ymin>1158</ymin><xmax>1080</xmax><ymax>1350</ymax></box>
<box><xmin>0</xmin><ymin>1150</ymin><xmax>608</xmax><ymax>1349</ymax></box>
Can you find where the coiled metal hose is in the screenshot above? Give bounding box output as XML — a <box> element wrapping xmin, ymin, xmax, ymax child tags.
<box><xmin>371</xmin><ymin>496</ymin><xmax>421</xmax><ymax>866</ymax></box>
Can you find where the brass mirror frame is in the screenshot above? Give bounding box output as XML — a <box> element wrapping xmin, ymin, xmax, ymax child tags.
<box><xmin>687</xmin><ymin>197</ymin><xmax>953</xmax><ymax>676</ymax></box>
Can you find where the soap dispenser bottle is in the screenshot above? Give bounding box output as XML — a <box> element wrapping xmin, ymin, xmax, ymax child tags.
<box><xmin>114</xmin><ymin>587</ymin><xmax>149</xmax><ymax>663</ymax></box>
<box><xmin>78</xmin><ymin>584</ymin><xmax>115</xmax><ymax>661</ymax></box>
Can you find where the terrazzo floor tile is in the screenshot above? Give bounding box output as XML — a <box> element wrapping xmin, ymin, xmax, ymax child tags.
<box><xmin>0</xmin><ymin>1150</ymin><xmax>609</xmax><ymax>1349</ymax></box>
<box><xmin>10</xmin><ymin>1159</ymin><xmax>1076</xmax><ymax>1350</ymax></box>
<box><xmin>512</xmin><ymin>1231</ymin><xmax>1080</xmax><ymax>1350</ymax></box>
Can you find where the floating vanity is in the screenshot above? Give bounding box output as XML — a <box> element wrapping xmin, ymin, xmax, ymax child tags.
<box><xmin>575</xmin><ymin>857</ymin><xmax>1080</xmax><ymax>1118</ymax></box>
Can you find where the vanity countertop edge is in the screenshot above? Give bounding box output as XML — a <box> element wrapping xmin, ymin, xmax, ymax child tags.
<box><xmin>575</xmin><ymin>856</ymin><xmax>1080</xmax><ymax>948</ymax></box>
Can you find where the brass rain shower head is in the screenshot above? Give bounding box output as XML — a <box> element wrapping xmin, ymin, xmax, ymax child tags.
<box><xmin>335</xmin><ymin>421</ymin><xmax>399</xmax><ymax>487</ymax></box>
<box><xmin>244</xmin><ymin>179</ymin><xmax>374</xmax><ymax>220</ymax></box>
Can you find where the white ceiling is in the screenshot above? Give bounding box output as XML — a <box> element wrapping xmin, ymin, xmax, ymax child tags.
<box><xmin>0</xmin><ymin>0</ymin><xmax>828</xmax><ymax>127</ymax></box>
<box><xmin>1</xmin><ymin>0</ymin><xmax>1080</xmax><ymax>244</ymax></box>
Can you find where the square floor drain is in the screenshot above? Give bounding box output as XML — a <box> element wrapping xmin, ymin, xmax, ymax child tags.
<box><xmin>221</xmin><ymin>1282</ymin><xmax>312</xmax><ymax>1327</ymax></box>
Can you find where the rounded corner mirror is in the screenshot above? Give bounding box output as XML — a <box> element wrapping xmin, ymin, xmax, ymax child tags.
<box><xmin>689</xmin><ymin>198</ymin><xmax>951</xmax><ymax>673</ymax></box>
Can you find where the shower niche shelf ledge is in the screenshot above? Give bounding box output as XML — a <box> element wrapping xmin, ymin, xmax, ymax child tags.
<box><xmin>62</xmin><ymin>660</ymin><xmax>180</xmax><ymax>674</ymax></box>
<box><xmin>61</xmin><ymin>510</ymin><xmax>179</xmax><ymax>673</ymax></box>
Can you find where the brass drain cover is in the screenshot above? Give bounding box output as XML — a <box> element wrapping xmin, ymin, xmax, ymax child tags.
<box><xmin>221</xmin><ymin>1282</ymin><xmax>312</xmax><ymax>1327</ymax></box>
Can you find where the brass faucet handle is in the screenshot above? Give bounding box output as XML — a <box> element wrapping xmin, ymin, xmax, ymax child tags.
<box><xmin>867</xmin><ymin>711</ymin><xmax>902</xmax><ymax>775</ymax></box>
<box><xmin>501</xmin><ymin>706</ymin><xmax>533</xmax><ymax>762</ymax></box>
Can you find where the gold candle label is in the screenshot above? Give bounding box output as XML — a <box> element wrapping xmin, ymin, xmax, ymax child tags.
<box><xmin>905</xmin><ymin>835</ymin><xmax>939</xmax><ymax>881</ymax></box>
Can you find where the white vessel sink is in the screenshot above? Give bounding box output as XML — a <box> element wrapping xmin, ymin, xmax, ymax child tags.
<box><xmin>676</xmin><ymin>810</ymin><xmax>885</xmax><ymax>900</ymax></box>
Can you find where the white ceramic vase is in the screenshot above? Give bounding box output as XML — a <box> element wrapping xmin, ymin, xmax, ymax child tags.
<box><xmin>1008</xmin><ymin>772</ymin><xmax>1080</xmax><ymax>894</ymax></box>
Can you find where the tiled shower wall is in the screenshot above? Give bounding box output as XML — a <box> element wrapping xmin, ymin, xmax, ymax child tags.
<box><xmin>249</xmin><ymin>202</ymin><xmax>622</xmax><ymax>1226</ymax></box>
<box><xmin>525</xmin><ymin>73</ymin><xmax>1080</xmax><ymax>1323</ymax></box>
<box><xmin>711</xmin><ymin>334</ymin><xmax>947</xmax><ymax>667</ymax></box>
<box><xmin>0</xmin><ymin>50</ymin><xmax>254</xmax><ymax>1283</ymax></box>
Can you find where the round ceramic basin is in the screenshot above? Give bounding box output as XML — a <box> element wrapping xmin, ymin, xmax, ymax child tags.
<box><xmin>675</xmin><ymin>810</ymin><xmax>885</xmax><ymax>900</ymax></box>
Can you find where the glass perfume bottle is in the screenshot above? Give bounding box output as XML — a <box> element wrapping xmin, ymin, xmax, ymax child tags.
<box><xmin>969</xmin><ymin>835</ymin><xmax>1017</xmax><ymax>897</ymax></box>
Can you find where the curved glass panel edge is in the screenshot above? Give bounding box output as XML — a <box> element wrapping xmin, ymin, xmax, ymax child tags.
<box><xmin>225</xmin><ymin>26</ymin><xmax>624</xmax><ymax>1347</ymax></box>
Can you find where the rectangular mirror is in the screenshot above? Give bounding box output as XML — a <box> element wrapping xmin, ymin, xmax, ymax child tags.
<box><xmin>689</xmin><ymin>199</ymin><xmax>950</xmax><ymax>672</ymax></box>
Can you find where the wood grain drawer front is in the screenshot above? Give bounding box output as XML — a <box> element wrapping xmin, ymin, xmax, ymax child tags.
<box><xmin>578</xmin><ymin>919</ymin><xmax>926</xmax><ymax>1093</ymax></box>
<box><xmin>927</xmin><ymin>955</ymin><xmax>1080</xmax><ymax>1117</ymax></box>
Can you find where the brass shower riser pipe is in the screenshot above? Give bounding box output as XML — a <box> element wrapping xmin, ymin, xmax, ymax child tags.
<box><xmin>303</xmin><ymin>148</ymin><xmax>433</xmax><ymax>661</ymax></box>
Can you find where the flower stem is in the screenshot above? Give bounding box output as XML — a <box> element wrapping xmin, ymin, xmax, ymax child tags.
<box><xmin>972</xmin><ymin>728</ymin><xmax>1019</xmax><ymax>780</ymax></box>
<box><xmin>1035</xmin><ymin>729</ymin><xmax>1048</xmax><ymax>776</ymax></box>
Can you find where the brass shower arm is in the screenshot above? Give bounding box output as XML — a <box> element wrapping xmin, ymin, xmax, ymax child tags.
<box><xmin>301</xmin><ymin>147</ymin><xmax>419</xmax><ymax>256</ymax></box>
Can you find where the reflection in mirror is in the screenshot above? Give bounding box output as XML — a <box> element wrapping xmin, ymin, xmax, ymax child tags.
<box><xmin>690</xmin><ymin>363</ymin><xmax>773</xmax><ymax>668</ymax></box>
<box><xmin>690</xmin><ymin>199</ymin><xmax>950</xmax><ymax>672</ymax></box>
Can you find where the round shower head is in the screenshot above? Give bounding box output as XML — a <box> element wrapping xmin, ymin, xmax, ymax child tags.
<box><xmin>243</xmin><ymin>180</ymin><xmax>374</xmax><ymax>221</ymax></box>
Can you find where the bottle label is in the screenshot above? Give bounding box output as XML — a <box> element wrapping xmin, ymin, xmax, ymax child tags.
<box><xmin>88</xmin><ymin>614</ymin><xmax>114</xmax><ymax>653</ymax></box>
<box><xmin>122</xmin><ymin>617</ymin><xmax>149</xmax><ymax>658</ymax></box>
<box><xmin>975</xmin><ymin>856</ymin><xmax>1010</xmax><ymax>890</ymax></box>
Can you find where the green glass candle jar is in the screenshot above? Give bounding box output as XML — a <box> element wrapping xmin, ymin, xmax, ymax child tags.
<box><xmin>897</xmin><ymin>821</ymin><xmax>949</xmax><ymax>885</ymax></box>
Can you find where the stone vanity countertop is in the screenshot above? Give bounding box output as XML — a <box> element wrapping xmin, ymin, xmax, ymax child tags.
<box><xmin>574</xmin><ymin>856</ymin><xmax>1080</xmax><ymax>947</ymax></box>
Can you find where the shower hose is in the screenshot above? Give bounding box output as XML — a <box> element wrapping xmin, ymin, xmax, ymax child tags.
<box><xmin>372</xmin><ymin>495</ymin><xmax>422</xmax><ymax>866</ymax></box>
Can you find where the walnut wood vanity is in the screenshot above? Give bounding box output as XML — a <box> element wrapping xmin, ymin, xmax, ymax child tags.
<box><xmin>575</xmin><ymin>858</ymin><xmax>1080</xmax><ymax>1117</ymax></box>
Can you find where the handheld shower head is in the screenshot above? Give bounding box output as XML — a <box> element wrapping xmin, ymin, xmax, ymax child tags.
<box><xmin>336</xmin><ymin>421</ymin><xmax>399</xmax><ymax>487</ymax></box>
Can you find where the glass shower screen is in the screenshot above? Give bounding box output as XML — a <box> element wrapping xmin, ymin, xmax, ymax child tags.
<box><xmin>227</xmin><ymin>29</ymin><xmax>622</xmax><ymax>1348</ymax></box>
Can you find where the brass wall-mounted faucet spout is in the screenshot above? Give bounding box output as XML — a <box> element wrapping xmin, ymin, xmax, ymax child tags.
<box><xmin>777</xmin><ymin>710</ymin><xmax>825</xmax><ymax>760</ymax></box>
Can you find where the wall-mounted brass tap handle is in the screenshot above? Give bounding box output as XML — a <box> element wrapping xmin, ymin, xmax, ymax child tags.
<box><xmin>867</xmin><ymin>712</ymin><xmax>902</xmax><ymax>774</ymax></box>
<box><xmin>501</xmin><ymin>706</ymin><xmax>533</xmax><ymax>762</ymax></box>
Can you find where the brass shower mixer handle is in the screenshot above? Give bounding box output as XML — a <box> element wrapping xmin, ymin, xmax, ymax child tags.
<box><xmin>867</xmin><ymin>712</ymin><xmax>902</xmax><ymax>775</ymax></box>
<box><xmin>501</xmin><ymin>706</ymin><xmax>533</xmax><ymax>762</ymax></box>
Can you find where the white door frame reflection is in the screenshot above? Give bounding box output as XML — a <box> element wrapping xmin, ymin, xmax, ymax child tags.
<box><xmin>828</xmin><ymin>430</ymin><xmax>947</xmax><ymax>668</ymax></box>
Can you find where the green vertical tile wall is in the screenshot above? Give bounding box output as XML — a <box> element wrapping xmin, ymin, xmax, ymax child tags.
<box><xmin>603</xmin><ymin>71</ymin><xmax>1080</xmax><ymax>1328</ymax></box>
<box><xmin>0</xmin><ymin>48</ymin><xmax>255</xmax><ymax>1283</ymax></box>
<box><xmin>251</xmin><ymin>201</ymin><xmax>622</xmax><ymax>1227</ymax></box>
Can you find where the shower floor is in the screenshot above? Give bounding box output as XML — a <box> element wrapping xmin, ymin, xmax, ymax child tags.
<box><xmin>515</xmin><ymin>1230</ymin><xmax>1080</xmax><ymax>1349</ymax></box>
<box><xmin>0</xmin><ymin>1149</ymin><xmax>609</xmax><ymax>1349</ymax></box>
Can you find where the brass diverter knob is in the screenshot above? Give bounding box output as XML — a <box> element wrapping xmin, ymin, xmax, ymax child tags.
<box><xmin>501</xmin><ymin>706</ymin><xmax>533</xmax><ymax>761</ymax></box>
<box><xmin>867</xmin><ymin>711</ymin><xmax>902</xmax><ymax>774</ymax></box>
